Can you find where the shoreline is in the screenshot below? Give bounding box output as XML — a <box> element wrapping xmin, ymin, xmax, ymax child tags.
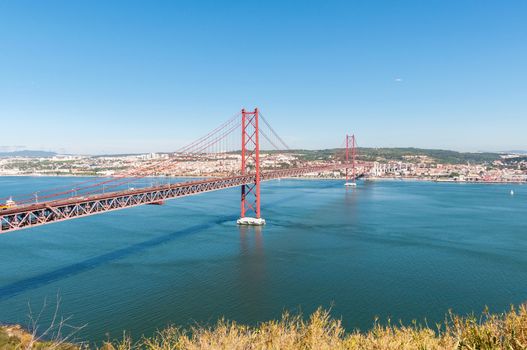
<box><xmin>0</xmin><ymin>174</ymin><xmax>525</xmax><ymax>185</ymax></box>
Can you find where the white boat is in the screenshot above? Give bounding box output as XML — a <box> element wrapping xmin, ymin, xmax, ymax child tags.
<box><xmin>1</xmin><ymin>197</ymin><xmax>16</xmax><ymax>211</ymax></box>
<box><xmin>345</xmin><ymin>182</ymin><xmax>357</xmax><ymax>187</ymax></box>
<box><xmin>510</xmin><ymin>190</ymin><xmax>514</xmax><ymax>196</ymax></box>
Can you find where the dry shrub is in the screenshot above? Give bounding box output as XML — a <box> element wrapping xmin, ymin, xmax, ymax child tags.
<box><xmin>446</xmin><ymin>304</ymin><xmax>527</xmax><ymax>349</ymax></box>
<box><xmin>6</xmin><ymin>303</ymin><xmax>527</xmax><ymax>349</ymax></box>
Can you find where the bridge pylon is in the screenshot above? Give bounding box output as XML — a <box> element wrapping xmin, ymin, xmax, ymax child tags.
<box><xmin>345</xmin><ymin>134</ymin><xmax>357</xmax><ymax>188</ymax></box>
<box><xmin>237</xmin><ymin>108</ymin><xmax>266</xmax><ymax>226</ymax></box>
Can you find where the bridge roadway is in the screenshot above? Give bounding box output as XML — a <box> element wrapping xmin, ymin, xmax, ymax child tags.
<box><xmin>1</xmin><ymin>163</ymin><xmax>359</xmax><ymax>233</ymax></box>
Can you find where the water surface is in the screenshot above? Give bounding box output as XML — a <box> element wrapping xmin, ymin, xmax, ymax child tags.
<box><xmin>0</xmin><ymin>177</ymin><xmax>526</xmax><ymax>343</ymax></box>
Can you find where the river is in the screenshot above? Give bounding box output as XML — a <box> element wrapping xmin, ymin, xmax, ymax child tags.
<box><xmin>0</xmin><ymin>177</ymin><xmax>526</xmax><ymax>343</ymax></box>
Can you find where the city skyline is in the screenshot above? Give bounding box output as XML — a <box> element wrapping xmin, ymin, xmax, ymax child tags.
<box><xmin>1</xmin><ymin>0</ymin><xmax>526</xmax><ymax>154</ymax></box>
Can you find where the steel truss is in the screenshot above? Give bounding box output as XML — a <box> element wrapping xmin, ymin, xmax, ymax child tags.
<box><xmin>0</xmin><ymin>164</ymin><xmax>358</xmax><ymax>233</ymax></box>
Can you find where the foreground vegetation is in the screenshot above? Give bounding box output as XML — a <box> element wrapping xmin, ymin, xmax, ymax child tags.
<box><xmin>0</xmin><ymin>325</ymin><xmax>76</xmax><ymax>350</ymax></box>
<box><xmin>2</xmin><ymin>305</ymin><xmax>527</xmax><ymax>349</ymax></box>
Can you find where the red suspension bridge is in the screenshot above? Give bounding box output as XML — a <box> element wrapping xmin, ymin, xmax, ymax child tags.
<box><xmin>0</xmin><ymin>108</ymin><xmax>366</xmax><ymax>233</ymax></box>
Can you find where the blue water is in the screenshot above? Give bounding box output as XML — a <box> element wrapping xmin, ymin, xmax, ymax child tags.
<box><xmin>1</xmin><ymin>177</ymin><xmax>526</xmax><ymax>344</ymax></box>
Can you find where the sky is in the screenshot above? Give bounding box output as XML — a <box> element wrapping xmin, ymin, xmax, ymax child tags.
<box><xmin>0</xmin><ymin>0</ymin><xmax>526</xmax><ymax>154</ymax></box>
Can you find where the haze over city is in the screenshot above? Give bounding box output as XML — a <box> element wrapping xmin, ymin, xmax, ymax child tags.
<box><xmin>1</xmin><ymin>0</ymin><xmax>526</xmax><ymax>154</ymax></box>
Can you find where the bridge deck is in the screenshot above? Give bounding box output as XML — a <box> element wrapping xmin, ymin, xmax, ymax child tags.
<box><xmin>1</xmin><ymin>164</ymin><xmax>358</xmax><ymax>233</ymax></box>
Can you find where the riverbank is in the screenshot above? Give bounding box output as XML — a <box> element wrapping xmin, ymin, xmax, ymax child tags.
<box><xmin>2</xmin><ymin>305</ymin><xmax>526</xmax><ymax>349</ymax></box>
<box><xmin>365</xmin><ymin>176</ymin><xmax>527</xmax><ymax>184</ymax></box>
<box><xmin>3</xmin><ymin>174</ymin><xmax>525</xmax><ymax>185</ymax></box>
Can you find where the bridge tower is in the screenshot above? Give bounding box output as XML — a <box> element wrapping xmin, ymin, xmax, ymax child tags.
<box><xmin>345</xmin><ymin>134</ymin><xmax>357</xmax><ymax>187</ymax></box>
<box><xmin>237</xmin><ymin>108</ymin><xmax>266</xmax><ymax>226</ymax></box>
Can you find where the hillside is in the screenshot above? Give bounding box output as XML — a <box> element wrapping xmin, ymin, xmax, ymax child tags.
<box><xmin>289</xmin><ymin>147</ymin><xmax>501</xmax><ymax>164</ymax></box>
<box><xmin>0</xmin><ymin>150</ymin><xmax>57</xmax><ymax>158</ymax></box>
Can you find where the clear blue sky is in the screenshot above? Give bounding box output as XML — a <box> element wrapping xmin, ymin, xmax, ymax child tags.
<box><xmin>1</xmin><ymin>0</ymin><xmax>526</xmax><ymax>154</ymax></box>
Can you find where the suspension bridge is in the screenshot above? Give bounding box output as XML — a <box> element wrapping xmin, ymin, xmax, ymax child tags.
<box><xmin>0</xmin><ymin>108</ymin><xmax>366</xmax><ymax>233</ymax></box>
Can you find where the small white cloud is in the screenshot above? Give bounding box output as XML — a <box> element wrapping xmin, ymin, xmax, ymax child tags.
<box><xmin>394</xmin><ymin>77</ymin><xmax>403</xmax><ymax>82</ymax></box>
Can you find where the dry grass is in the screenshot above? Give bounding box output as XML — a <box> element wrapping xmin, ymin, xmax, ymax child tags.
<box><xmin>101</xmin><ymin>304</ymin><xmax>527</xmax><ymax>350</ymax></box>
<box><xmin>4</xmin><ymin>304</ymin><xmax>527</xmax><ymax>349</ymax></box>
<box><xmin>0</xmin><ymin>324</ymin><xmax>78</xmax><ymax>350</ymax></box>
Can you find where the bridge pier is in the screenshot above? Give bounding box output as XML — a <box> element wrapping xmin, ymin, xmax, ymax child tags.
<box><xmin>237</xmin><ymin>217</ymin><xmax>266</xmax><ymax>226</ymax></box>
<box><xmin>237</xmin><ymin>108</ymin><xmax>266</xmax><ymax>226</ymax></box>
